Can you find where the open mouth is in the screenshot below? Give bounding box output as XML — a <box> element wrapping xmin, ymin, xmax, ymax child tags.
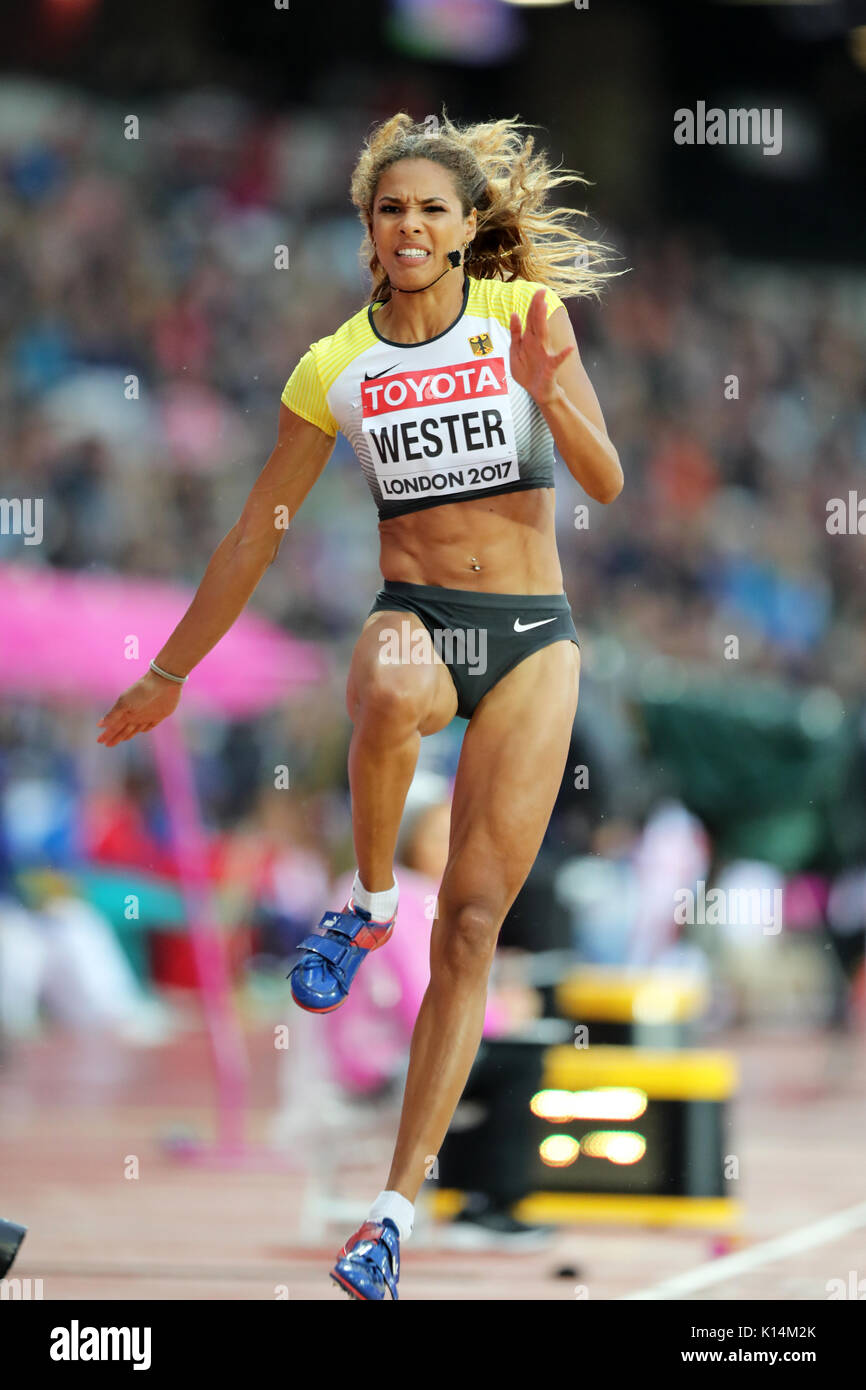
<box><xmin>395</xmin><ymin>249</ymin><xmax>431</xmax><ymax>263</ymax></box>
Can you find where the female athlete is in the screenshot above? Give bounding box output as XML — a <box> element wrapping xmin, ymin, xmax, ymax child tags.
<box><xmin>96</xmin><ymin>111</ymin><xmax>623</xmax><ymax>1300</ymax></box>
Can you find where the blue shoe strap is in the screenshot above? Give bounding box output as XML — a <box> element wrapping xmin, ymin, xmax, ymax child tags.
<box><xmin>372</xmin><ymin>1221</ymin><xmax>400</xmax><ymax>1288</ymax></box>
<box><xmin>314</xmin><ymin>910</ymin><xmax>377</xmax><ymax>943</ymax></box>
<box><xmin>295</xmin><ymin>932</ymin><xmax>358</xmax><ymax>974</ymax></box>
<box><xmin>380</xmin><ymin>1221</ymin><xmax>400</xmax><ymax>1256</ymax></box>
<box><xmin>380</xmin><ymin>1223</ymin><xmax>400</xmax><ymax>1288</ymax></box>
<box><xmin>345</xmin><ymin>1236</ymin><xmax>399</xmax><ymax>1300</ymax></box>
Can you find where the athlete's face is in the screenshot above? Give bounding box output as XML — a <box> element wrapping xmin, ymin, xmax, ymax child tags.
<box><xmin>369</xmin><ymin>159</ymin><xmax>476</xmax><ymax>282</ymax></box>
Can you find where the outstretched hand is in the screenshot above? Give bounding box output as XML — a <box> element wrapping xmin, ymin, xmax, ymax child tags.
<box><xmin>509</xmin><ymin>288</ymin><xmax>574</xmax><ymax>406</ymax></box>
<box><xmin>96</xmin><ymin>670</ymin><xmax>183</xmax><ymax>747</ymax></box>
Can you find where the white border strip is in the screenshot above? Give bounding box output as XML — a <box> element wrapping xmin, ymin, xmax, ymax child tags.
<box><xmin>622</xmin><ymin>1199</ymin><xmax>866</xmax><ymax>1300</ymax></box>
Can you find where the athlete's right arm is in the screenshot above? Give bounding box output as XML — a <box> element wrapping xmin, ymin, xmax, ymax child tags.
<box><xmin>96</xmin><ymin>406</ymin><xmax>335</xmax><ymax>746</ymax></box>
<box><xmin>233</xmin><ymin>403</ymin><xmax>336</xmax><ymax>568</ymax></box>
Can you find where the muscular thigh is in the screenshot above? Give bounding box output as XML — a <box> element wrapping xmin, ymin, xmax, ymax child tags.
<box><xmin>346</xmin><ymin>609</ymin><xmax>458</xmax><ymax>734</ymax></box>
<box><xmin>441</xmin><ymin>640</ymin><xmax>580</xmax><ymax>914</ymax></box>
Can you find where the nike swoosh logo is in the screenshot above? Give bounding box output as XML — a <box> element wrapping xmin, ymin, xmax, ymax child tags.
<box><xmin>513</xmin><ymin>616</ymin><xmax>558</xmax><ymax>633</ymax></box>
<box><xmin>364</xmin><ymin>363</ymin><xmax>400</xmax><ymax>380</ymax></box>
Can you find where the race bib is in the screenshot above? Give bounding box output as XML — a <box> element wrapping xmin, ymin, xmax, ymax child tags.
<box><xmin>360</xmin><ymin>357</ymin><xmax>519</xmax><ymax>505</ymax></box>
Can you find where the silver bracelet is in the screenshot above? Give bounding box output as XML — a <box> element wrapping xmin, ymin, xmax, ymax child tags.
<box><xmin>149</xmin><ymin>660</ymin><xmax>188</xmax><ymax>684</ymax></box>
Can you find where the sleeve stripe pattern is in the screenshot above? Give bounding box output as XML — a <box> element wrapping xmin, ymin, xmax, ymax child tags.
<box><xmin>280</xmin><ymin>349</ymin><xmax>338</xmax><ymax>436</ymax></box>
<box><xmin>281</xmin><ymin>307</ymin><xmax>383</xmax><ymax>437</ymax></box>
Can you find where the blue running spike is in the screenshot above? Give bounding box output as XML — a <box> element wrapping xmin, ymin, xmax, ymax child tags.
<box><xmin>288</xmin><ymin>903</ymin><xmax>396</xmax><ymax>1013</ymax></box>
<box><xmin>330</xmin><ymin>1218</ymin><xmax>400</xmax><ymax>1300</ymax></box>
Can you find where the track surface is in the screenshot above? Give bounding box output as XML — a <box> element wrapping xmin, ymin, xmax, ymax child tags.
<box><xmin>1</xmin><ymin>1024</ymin><xmax>863</xmax><ymax>1300</ymax></box>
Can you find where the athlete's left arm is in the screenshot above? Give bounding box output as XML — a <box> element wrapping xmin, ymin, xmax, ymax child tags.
<box><xmin>516</xmin><ymin>295</ymin><xmax>623</xmax><ymax>504</ymax></box>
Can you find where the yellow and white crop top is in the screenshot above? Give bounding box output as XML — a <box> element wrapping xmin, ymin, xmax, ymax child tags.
<box><xmin>281</xmin><ymin>274</ymin><xmax>567</xmax><ymax>520</ymax></box>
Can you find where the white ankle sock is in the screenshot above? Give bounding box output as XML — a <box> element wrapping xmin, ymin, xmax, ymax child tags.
<box><xmin>351</xmin><ymin>871</ymin><xmax>398</xmax><ymax>923</ymax></box>
<box><xmin>368</xmin><ymin>1189</ymin><xmax>414</xmax><ymax>1242</ymax></box>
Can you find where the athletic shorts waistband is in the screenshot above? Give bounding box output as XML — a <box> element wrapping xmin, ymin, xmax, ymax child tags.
<box><xmin>380</xmin><ymin>580</ymin><xmax>571</xmax><ymax>611</ymax></box>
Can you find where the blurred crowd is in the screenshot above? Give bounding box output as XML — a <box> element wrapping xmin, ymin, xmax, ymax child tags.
<box><xmin>1</xmin><ymin>80</ymin><xmax>865</xmax><ymax>1057</ymax></box>
<box><xmin>2</xmin><ymin>81</ymin><xmax>865</xmax><ymax>686</ymax></box>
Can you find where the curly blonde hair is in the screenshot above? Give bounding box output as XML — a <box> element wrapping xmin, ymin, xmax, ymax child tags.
<box><xmin>349</xmin><ymin>108</ymin><xmax>624</xmax><ymax>306</ymax></box>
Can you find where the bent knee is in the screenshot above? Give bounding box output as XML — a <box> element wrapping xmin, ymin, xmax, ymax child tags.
<box><xmin>349</xmin><ymin>661</ymin><xmax>432</xmax><ymax>729</ymax></box>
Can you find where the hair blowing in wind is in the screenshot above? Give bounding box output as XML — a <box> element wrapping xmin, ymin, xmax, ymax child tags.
<box><xmin>350</xmin><ymin>108</ymin><xmax>625</xmax><ymax>306</ymax></box>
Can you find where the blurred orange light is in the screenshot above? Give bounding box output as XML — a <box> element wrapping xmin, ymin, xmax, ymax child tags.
<box><xmin>539</xmin><ymin>1135</ymin><xmax>580</xmax><ymax>1168</ymax></box>
<box><xmin>531</xmin><ymin>1089</ymin><xmax>576</xmax><ymax>1121</ymax></box>
<box><xmin>581</xmin><ymin>1131</ymin><xmax>647</xmax><ymax>1165</ymax></box>
<box><xmin>531</xmin><ymin>1087</ymin><xmax>647</xmax><ymax>1121</ymax></box>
